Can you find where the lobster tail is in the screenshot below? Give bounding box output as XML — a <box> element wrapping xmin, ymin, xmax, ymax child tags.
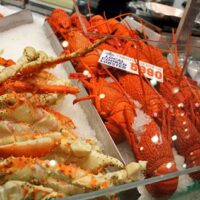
<box><xmin>146</xmin><ymin>165</ymin><xmax>178</xmax><ymax>197</ymax></box>
<box><xmin>172</xmin><ymin>109</ymin><xmax>200</xmax><ymax>180</ymax></box>
<box><xmin>135</xmin><ymin>120</ymin><xmax>178</xmax><ymax>197</ymax></box>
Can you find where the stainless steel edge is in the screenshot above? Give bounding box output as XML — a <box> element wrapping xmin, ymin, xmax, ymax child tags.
<box><xmin>43</xmin><ymin>21</ymin><xmax>125</xmax><ymax>163</ymax></box>
<box><xmin>159</xmin><ymin>33</ymin><xmax>200</xmax><ymax>60</ymax></box>
<box><xmin>1</xmin><ymin>0</ymin><xmax>25</xmax><ymax>8</ymax></box>
<box><xmin>26</xmin><ymin>0</ymin><xmax>72</xmax><ymax>15</ymax></box>
<box><xmin>63</xmin><ymin>165</ymin><xmax>200</xmax><ymax>200</ymax></box>
<box><xmin>0</xmin><ymin>9</ymin><xmax>33</xmax><ymax>32</ymax></box>
<box><xmin>175</xmin><ymin>0</ymin><xmax>200</xmax><ymax>44</ymax></box>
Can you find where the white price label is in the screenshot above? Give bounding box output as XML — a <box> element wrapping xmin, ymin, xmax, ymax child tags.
<box><xmin>98</xmin><ymin>50</ymin><xmax>163</xmax><ymax>83</ymax></box>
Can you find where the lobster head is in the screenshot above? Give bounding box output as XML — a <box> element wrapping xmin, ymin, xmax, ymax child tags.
<box><xmin>47</xmin><ymin>9</ymin><xmax>71</xmax><ymax>30</ymax></box>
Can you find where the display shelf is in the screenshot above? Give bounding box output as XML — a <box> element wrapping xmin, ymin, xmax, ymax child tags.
<box><xmin>25</xmin><ymin>0</ymin><xmax>73</xmax><ymax>15</ymax></box>
<box><xmin>1</xmin><ymin>0</ymin><xmax>25</xmax><ymax>8</ymax></box>
<box><xmin>44</xmin><ymin>19</ymin><xmax>200</xmax><ymax>200</ymax></box>
<box><xmin>0</xmin><ymin>4</ymin><xmax>200</xmax><ymax>200</ymax></box>
<box><xmin>62</xmin><ymin>166</ymin><xmax>200</xmax><ymax>200</ymax></box>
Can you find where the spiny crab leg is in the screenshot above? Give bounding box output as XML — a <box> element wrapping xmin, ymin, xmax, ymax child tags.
<box><xmin>0</xmin><ymin>180</ymin><xmax>64</xmax><ymax>199</ymax></box>
<box><xmin>0</xmin><ymin>34</ymin><xmax>112</xmax><ymax>83</ymax></box>
<box><xmin>42</xmin><ymin>178</ymin><xmax>84</xmax><ymax>196</ymax></box>
<box><xmin>0</xmin><ymin>65</ymin><xmax>80</xmax><ymax>96</ymax></box>
<box><xmin>0</xmin><ymin>157</ymin><xmax>146</xmax><ymax>190</ymax></box>
<box><xmin>3</xmin><ymin>80</ymin><xmax>80</xmax><ymax>95</ymax></box>
<box><xmin>0</xmin><ymin>132</ymin><xmax>62</xmax><ymax>158</ymax></box>
<box><xmin>0</xmin><ymin>94</ymin><xmax>75</xmax><ymax>129</ymax></box>
<box><xmin>0</xmin><ymin>131</ymin><xmax>124</xmax><ymax>172</ymax></box>
<box><xmin>57</xmin><ymin>137</ymin><xmax>125</xmax><ymax>171</ymax></box>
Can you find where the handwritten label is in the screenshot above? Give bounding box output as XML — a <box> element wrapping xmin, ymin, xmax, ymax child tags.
<box><xmin>98</xmin><ymin>50</ymin><xmax>163</xmax><ymax>83</ymax></box>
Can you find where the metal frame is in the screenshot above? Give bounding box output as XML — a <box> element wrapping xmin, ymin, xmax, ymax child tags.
<box><xmin>175</xmin><ymin>0</ymin><xmax>200</xmax><ymax>44</ymax></box>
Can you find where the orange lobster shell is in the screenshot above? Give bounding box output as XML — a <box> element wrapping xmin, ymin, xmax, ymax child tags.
<box><xmin>70</xmin><ymin>74</ymin><xmax>178</xmax><ymax>197</ymax></box>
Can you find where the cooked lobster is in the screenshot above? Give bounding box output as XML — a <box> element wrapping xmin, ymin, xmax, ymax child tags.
<box><xmin>70</xmin><ymin>74</ymin><xmax>178</xmax><ymax>197</ymax></box>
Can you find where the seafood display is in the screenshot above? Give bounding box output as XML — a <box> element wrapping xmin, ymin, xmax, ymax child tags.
<box><xmin>0</xmin><ymin>43</ymin><xmax>146</xmax><ymax>199</ymax></box>
<box><xmin>46</xmin><ymin>8</ymin><xmax>200</xmax><ymax>198</ymax></box>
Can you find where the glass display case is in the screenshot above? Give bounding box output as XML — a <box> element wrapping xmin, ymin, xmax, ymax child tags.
<box><xmin>0</xmin><ymin>2</ymin><xmax>200</xmax><ymax>200</ymax></box>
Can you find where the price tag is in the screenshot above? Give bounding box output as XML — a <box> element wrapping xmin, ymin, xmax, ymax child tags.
<box><xmin>98</xmin><ymin>50</ymin><xmax>163</xmax><ymax>83</ymax></box>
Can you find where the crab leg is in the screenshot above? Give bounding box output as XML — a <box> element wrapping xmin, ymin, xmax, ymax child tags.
<box><xmin>0</xmin><ymin>180</ymin><xmax>64</xmax><ymax>199</ymax></box>
<box><xmin>0</xmin><ymin>65</ymin><xmax>79</xmax><ymax>96</ymax></box>
<box><xmin>0</xmin><ymin>34</ymin><xmax>112</xmax><ymax>83</ymax></box>
<box><xmin>0</xmin><ymin>92</ymin><xmax>62</xmax><ymax>108</ymax></box>
<box><xmin>0</xmin><ymin>157</ymin><xmax>146</xmax><ymax>190</ymax></box>
<box><xmin>2</xmin><ymin>80</ymin><xmax>80</xmax><ymax>95</ymax></box>
<box><xmin>0</xmin><ymin>132</ymin><xmax>62</xmax><ymax>158</ymax></box>
<box><xmin>43</xmin><ymin>178</ymin><xmax>85</xmax><ymax>196</ymax></box>
<box><xmin>0</xmin><ymin>94</ymin><xmax>75</xmax><ymax>129</ymax></box>
<box><xmin>0</xmin><ymin>132</ymin><xmax>124</xmax><ymax>172</ymax></box>
<box><xmin>0</xmin><ymin>120</ymin><xmax>36</xmax><ymax>137</ymax></box>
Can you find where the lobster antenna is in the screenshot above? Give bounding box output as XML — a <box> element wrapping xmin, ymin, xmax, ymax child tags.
<box><xmin>141</xmin><ymin>21</ymin><xmax>154</xmax><ymax>65</ymax></box>
<box><xmin>161</xmin><ymin>108</ymin><xmax>168</xmax><ymax>140</ymax></box>
<box><xmin>103</xmin><ymin>12</ymin><xmax>112</xmax><ymax>34</ymax></box>
<box><xmin>135</xmin><ymin>45</ymin><xmax>147</xmax><ymax>109</ymax></box>
<box><xmin>177</xmin><ymin>35</ymin><xmax>192</xmax><ymax>86</ymax></box>
<box><xmin>87</xmin><ymin>0</ymin><xmax>92</xmax><ymax>21</ymax></box>
<box><xmin>87</xmin><ymin>13</ymin><xmax>133</xmax><ymax>32</ymax></box>
<box><xmin>99</xmin><ymin>62</ymin><xmax>135</xmax><ymax>107</ymax></box>
<box><xmin>69</xmin><ymin>72</ymin><xmax>94</xmax><ymax>90</ymax></box>
<box><xmin>120</xmin><ymin>16</ymin><xmax>137</xmax><ymax>38</ymax></box>
<box><xmin>72</xmin><ymin>0</ymin><xmax>88</xmax><ymax>34</ymax></box>
<box><xmin>84</xmin><ymin>24</ymin><xmax>197</xmax><ymax>52</ymax></box>
<box><xmin>172</xmin><ymin>29</ymin><xmax>179</xmax><ymax>68</ymax></box>
<box><xmin>103</xmin><ymin>12</ymin><xmax>121</xmax><ymax>49</ymax></box>
<box><xmin>189</xmin><ymin>99</ymin><xmax>196</xmax><ymax>123</ymax></box>
<box><xmin>167</xmin><ymin>109</ymin><xmax>172</xmax><ymax>144</ymax></box>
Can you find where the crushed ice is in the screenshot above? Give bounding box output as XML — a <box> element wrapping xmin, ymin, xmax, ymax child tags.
<box><xmin>132</xmin><ymin>108</ymin><xmax>151</xmax><ymax>141</ymax></box>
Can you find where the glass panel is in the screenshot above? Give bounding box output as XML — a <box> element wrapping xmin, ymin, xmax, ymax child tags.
<box><xmin>0</xmin><ymin>3</ymin><xmax>200</xmax><ymax>200</ymax></box>
<box><xmin>62</xmin><ymin>166</ymin><xmax>200</xmax><ymax>200</ymax></box>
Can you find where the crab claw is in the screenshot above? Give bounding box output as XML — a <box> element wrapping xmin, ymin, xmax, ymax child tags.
<box><xmin>79</xmin><ymin>150</ymin><xmax>124</xmax><ymax>172</ymax></box>
<box><xmin>61</xmin><ymin>139</ymin><xmax>124</xmax><ymax>171</ymax></box>
<box><xmin>73</xmin><ymin>161</ymin><xmax>146</xmax><ymax>189</ymax></box>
